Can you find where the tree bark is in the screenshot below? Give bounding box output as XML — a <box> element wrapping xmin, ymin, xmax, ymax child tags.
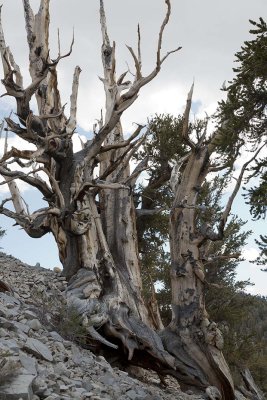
<box><xmin>160</xmin><ymin>147</ymin><xmax>235</xmax><ymax>398</ymax></box>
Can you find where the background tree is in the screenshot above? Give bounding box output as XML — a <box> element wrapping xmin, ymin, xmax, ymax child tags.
<box><xmin>218</xmin><ymin>17</ymin><xmax>267</xmax><ymax>268</ymax></box>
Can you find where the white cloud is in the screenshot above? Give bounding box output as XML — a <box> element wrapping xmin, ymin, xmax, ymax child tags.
<box><xmin>242</xmin><ymin>247</ymin><xmax>260</xmax><ymax>262</ymax></box>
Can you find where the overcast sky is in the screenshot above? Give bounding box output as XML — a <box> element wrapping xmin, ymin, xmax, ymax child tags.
<box><xmin>0</xmin><ymin>0</ymin><xmax>266</xmax><ymax>295</ymax></box>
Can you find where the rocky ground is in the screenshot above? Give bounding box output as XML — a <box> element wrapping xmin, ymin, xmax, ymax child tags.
<box><xmin>0</xmin><ymin>252</ymin><xmax>208</xmax><ymax>400</ymax></box>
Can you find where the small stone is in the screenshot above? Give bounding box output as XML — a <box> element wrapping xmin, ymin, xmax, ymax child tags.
<box><xmin>23</xmin><ymin>310</ymin><xmax>38</xmax><ymax>320</ymax></box>
<box><xmin>28</xmin><ymin>319</ymin><xmax>42</xmax><ymax>331</ymax></box>
<box><xmin>81</xmin><ymin>381</ymin><xmax>93</xmax><ymax>392</ymax></box>
<box><xmin>73</xmin><ymin>387</ymin><xmax>86</xmax><ymax>397</ymax></box>
<box><xmin>0</xmin><ymin>327</ymin><xmax>9</xmax><ymax>337</ymax></box>
<box><xmin>49</xmin><ymin>331</ymin><xmax>64</xmax><ymax>342</ymax></box>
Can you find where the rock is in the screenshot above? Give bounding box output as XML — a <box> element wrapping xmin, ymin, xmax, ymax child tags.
<box><xmin>0</xmin><ymin>326</ymin><xmax>9</xmax><ymax>336</ymax></box>
<box><xmin>0</xmin><ymin>373</ymin><xmax>34</xmax><ymax>400</ymax></box>
<box><xmin>27</xmin><ymin>319</ymin><xmax>42</xmax><ymax>331</ymax></box>
<box><xmin>19</xmin><ymin>351</ymin><xmax>38</xmax><ymax>375</ymax></box>
<box><xmin>23</xmin><ymin>310</ymin><xmax>38</xmax><ymax>320</ymax></box>
<box><xmin>0</xmin><ymin>252</ymin><xmax>209</xmax><ymax>400</ymax></box>
<box><xmin>0</xmin><ymin>338</ymin><xmax>20</xmax><ymax>353</ymax></box>
<box><xmin>23</xmin><ymin>338</ymin><xmax>53</xmax><ymax>362</ymax></box>
<box><xmin>12</xmin><ymin>321</ymin><xmax>31</xmax><ymax>334</ymax></box>
<box><xmin>49</xmin><ymin>331</ymin><xmax>64</xmax><ymax>342</ymax></box>
<box><xmin>126</xmin><ymin>388</ymin><xmax>148</xmax><ymax>399</ymax></box>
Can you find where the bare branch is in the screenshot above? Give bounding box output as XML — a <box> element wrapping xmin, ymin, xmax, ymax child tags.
<box><xmin>57</xmin><ymin>28</ymin><xmax>61</xmax><ymax>58</ymax></box>
<box><xmin>100</xmin><ymin>0</ymin><xmax>110</xmax><ymax>47</ymax></box>
<box><xmin>49</xmin><ymin>31</ymin><xmax>75</xmax><ymax>66</ymax></box>
<box><xmin>136</xmin><ymin>208</ymin><xmax>165</xmax><ymax>217</ymax></box>
<box><xmin>121</xmin><ymin>0</ymin><xmax>181</xmax><ymax>101</ymax></box>
<box><xmin>201</xmin><ymin>143</ymin><xmax>266</xmax><ymax>243</ymax></box>
<box><xmin>0</xmin><ymin>5</ymin><xmax>9</xmax><ymax>76</ymax></box>
<box><xmin>156</xmin><ymin>0</ymin><xmax>171</xmax><ymax>68</ymax></box>
<box><xmin>0</xmin><ymin>204</ymin><xmax>52</xmax><ymax>238</ymax></box>
<box><xmin>124</xmin><ymin>155</ymin><xmax>149</xmax><ymax>186</ymax></box>
<box><xmin>66</xmin><ymin>66</ymin><xmax>82</xmax><ymax>135</ymax></box>
<box><xmin>182</xmin><ymin>82</ymin><xmax>195</xmax><ymax>149</ymax></box>
<box><xmin>100</xmin><ymin>124</ymin><xmax>144</xmax><ymax>153</ymax></box>
<box><xmin>137</xmin><ymin>24</ymin><xmax>142</xmax><ymax>69</ymax></box>
<box><xmin>113</xmin><ymin>134</ymin><xmax>148</xmax><ymax>182</ymax></box>
<box><xmin>22</xmin><ymin>0</ymin><xmax>35</xmax><ymax>45</ymax></box>
<box><xmin>5</xmin><ymin>117</ymin><xmax>36</xmax><ymax>143</ymax></box>
<box><xmin>0</xmin><ymin>197</ymin><xmax>12</xmax><ymax>208</ymax></box>
<box><xmin>203</xmin><ymin>253</ymin><xmax>241</xmax><ymax>264</ymax></box>
<box><xmin>0</xmin><ymin>147</ymin><xmax>47</xmax><ymax>165</ymax></box>
<box><xmin>0</xmin><ymin>166</ymin><xmax>53</xmax><ymax>199</ymax></box>
<box><xmin>217</xmin><ymin>144</ymin><xmax>266</xmax><ymax>236</ymax></box>
<box><xmin>88</xmin><ymin>0</ymin><xmax>180</xmax><ymax>159</ymax></box>
<box><xmin>42</xmin><ymin>167</ymin><xmax>65</xmax><ymax>208</ymax></box>
<box><xmin>126</xmin><ymin>45</ymin><xmax>142</xmax><ymax>81</ymax></box>
<box><xmin>6</xmin><ymin>47</ymin><xmax>23</xmax><ymax>88</ymax></box>
<box><xmin>75</xmin><ymin>180</ymin><xmax>130</xmax><ymax>202</ymax></box>
<box><xmin>39</xmin><ymin>104</ymin><xmax>67</xmax><ymax>120</ymax></box>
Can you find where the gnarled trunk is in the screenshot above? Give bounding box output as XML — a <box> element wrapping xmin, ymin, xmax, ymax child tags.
<box><xmin>160</xmin><ymin>147</ymin><xmax>235</xmax><ymax>398</ymax></box>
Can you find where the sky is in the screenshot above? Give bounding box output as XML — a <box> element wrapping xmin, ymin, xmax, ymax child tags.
<box><xmin>0</xmin><ymin>0</ymin><xmax>266</xmax><ymax>295</ymax></box>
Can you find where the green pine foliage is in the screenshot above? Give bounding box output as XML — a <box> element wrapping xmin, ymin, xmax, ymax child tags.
<box><xmin>217</xmin><ymin>19</ymin><xmax>267</xmax><ymax>265</ymax></box>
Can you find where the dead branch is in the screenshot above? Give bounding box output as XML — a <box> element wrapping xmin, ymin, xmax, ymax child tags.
<box><xmin>217</xmin><ymin>143</ymin><xmax>266</xmax><ymax>237</ymax></box>
<box><xmin>66</xmin><ymin>66</ymin><xmax>82</xmax><ymax>135</ymax></box>
<box><xmin>100</xmin><ymin>124</ymin><xmax>144</xmax><ymax>153</ymax></box>
<box><xmin>49</xmin><ymin>31</ymin><xmax>75</xmax><ymax>66</ymax></box>
<box><xmin>87</xmin><ymin>0</ymin><xmax>181</xmax><ymax>159</ymax></box>
<box><xmin>42</xmin><ymin>167</ymin><xmax>65</xmax><ymax>209</ymax></box>
<box><xmin>203</xmin><ymin>253</ymin><xmax>241</xmax><ymax>264</ymax></box>
<box><xmin>136</xmin><ymin>208</ymin><xmax>165</xmax><ymax>217</ymax></box>
<box><xmin>112</xmin><ymin>133</ymin><xmax>148</xmax><ymax>182</ymax></box>
<box><xmin>75</xmin><ymin>180</ymin><xmax>130</xmax><ymax>202</ymax></box>
<box><xmin>0</xmin><ymin>166</ymin><xmax>53</xmax><ymax>199</ymax></box>
<box><xmin>125</xmin><ymin>155</ymin><xmax>149</xmax><ymax>186</ymax></box>
<box><xmin>182</xmin><ymin>83</ymin><xmax>195</xmax><ymax>149</ymax></box>
<box><xmin>0</xmin><ymin>147</ymin><xmax>48</xmax><ymax>165</ymax></box>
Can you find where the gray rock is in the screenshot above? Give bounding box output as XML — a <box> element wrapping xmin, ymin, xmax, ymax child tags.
<box><xmin>81</xmin><ymin>381</ymin><xmax>93</xmax><ymax>392</ymax></box>
<box><xmin>0</xmin><ymin>338</ymin><xmax>20</xmax><ymax>353</ymax></box>
<box><xmin>0</xmin><ymin>374</ymin><xmax>34</xmax><ymax>400</ymax></box>
<box><xmin>0</xmin><ymin>326</ymin><xmax>9</xmax><ymax>336</ymax></box>
<box><xmin>23</xmin><ymin>338</ymin><xmax>53</xmax><ymax>362</ymax></box>
<box><xmin>23</xmin><ymin>310</ymin><xmax>38</xmax><ymax>320</ymax></box>
<box><xmin>126</xmin><ymin>389</ymin><xmax>148</xmax><ymax>400</ymax></box>
<box><xmin>0</xmin><ymin>303</ymin><xmax>10</xmax><ymax>318</ymax></box>
<box><xmin>73</xmin><ymin>387</ymin><xmax>86</xmax><ymax>397</ymax></box>
<box><xmin>27</xmin><ymin>319</ymin><xmax>42</xmax><ymax>331</ymax></box>
<box><xmin>53</xmin><ymin>362</ymin><xmax>70</xmax><ymax>377</ymax></box>
<box><xmin>99</xmin><ymin>372</ymin><xmax>116</xmax><ymax>386</ymax></box>
<box><xmin>49</xmin><ymin>331</ymin><xmax>64</xmax><ymax>342</ymax></box>
<box><xmin>32</xmin><ymin>377</ymin><xmax>48</xmax><ymax>397</ymax></box>
<box><xmin>13</xmin><ymin>321</ymin><xmax>31</xmax><ymax>334</ymax></box>
<box><xmin>0</xmin><ymin>293</ymin><xmax>21</xmax><ymax>309</ymax></box>
<box><xmin>19</xmin><ymin>351</ymin><xmax>38</xmax><ymax>375</ymax></box>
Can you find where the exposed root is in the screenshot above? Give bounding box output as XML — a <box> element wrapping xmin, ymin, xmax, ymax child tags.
<box><xmin>160</xmin><ymin>327</ymin><xmax>235</xmax><ymax>400</ymax></box>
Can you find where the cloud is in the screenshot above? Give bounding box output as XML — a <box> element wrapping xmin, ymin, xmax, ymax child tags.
<box><xmin>242</xmin><ymin>247</ymin><xmax>260</xmax><ymax>262</ymax></box>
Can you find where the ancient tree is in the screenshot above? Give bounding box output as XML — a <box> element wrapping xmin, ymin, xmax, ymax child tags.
<box><xmin>0</xmin><ymin>1</ymin><xmax>266</xmax><ymax>399</ymax></box>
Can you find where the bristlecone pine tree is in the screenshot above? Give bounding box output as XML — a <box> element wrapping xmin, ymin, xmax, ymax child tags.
<box><xmin>0</xmin><ymin>2</ymin><xmax>266</xmax><ymax>399</ymax></box>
